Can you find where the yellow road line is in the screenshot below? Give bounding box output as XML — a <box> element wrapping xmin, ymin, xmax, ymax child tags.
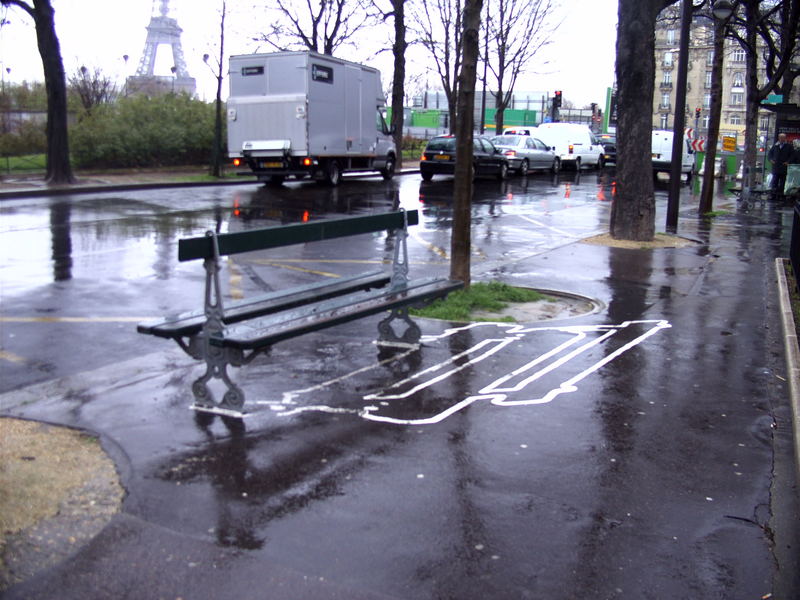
<box><xmin>0</xmin><ymin>317</ymin><xmax>150</xmax><ymax>323</ymax></box>
<box><xmin>0</xmin><ymin>350</ymin><xmax>26</xmax><ymax>364</ymax></box>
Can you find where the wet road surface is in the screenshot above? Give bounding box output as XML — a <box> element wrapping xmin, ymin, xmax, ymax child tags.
<box><xmin>1</xmin><ymin>170</ymin><xmax>798</xmax><ymax>599</ymax></box>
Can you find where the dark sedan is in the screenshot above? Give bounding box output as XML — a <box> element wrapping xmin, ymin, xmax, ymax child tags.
<box><xmin>597</xmin><ymin>132</ymin><xmax>617</xmax><ymax>165</ymax></box>
<box><xmin>420</xmin><ymin>135</ymin><xmax>509</xmax><ymax>181</ymax></box>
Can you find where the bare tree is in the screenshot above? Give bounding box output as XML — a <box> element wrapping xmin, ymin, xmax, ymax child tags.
<box><xmin>203</xmin><ymin>0</ymin><xmax>226</xmax><ymax>178</ymax></box>
<box><xmin>612</xmin><ymin>0</ymin><xmax>678</xmax><ymax>241</ymax></box>
<box><xmin>257</xmin><ymin>0</ymin><xmax>370</xmax><ymax>55</ymax></box>
<box><xmin>451</xmin><ymin>0</ymin><xmax>483</xmax><ymax>287</ymax></box>
<box><xmin>373</xmin><ymin>0</ymin><xmax>407</xmax><ymax>167</ymax></box>
<box><xmin>1</xmin><ymin>0</ymin><xmax>74</xmax><ymax>184</ymax></box>
<box><xmin>483</xmin><ymin>0</ymin><xmax>557</xmax><ymax>133</ymax></box>
<box><xmin>412</xmin><ymin>0</ymin><xmax>464</xmax><ymax>133</ymax></box>
<box><xmin>69</xmin><ymin>66</ymin><xmax>117</xmax><ymax>116</ymax></box>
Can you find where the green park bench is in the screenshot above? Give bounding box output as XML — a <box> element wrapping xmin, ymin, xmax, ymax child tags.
<box><xmin>137</xmin><ymin>210</ymin><xmax>463</xmax><ymax>414</ymax></box>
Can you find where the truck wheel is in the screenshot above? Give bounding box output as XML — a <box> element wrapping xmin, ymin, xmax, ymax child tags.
<box><xmin>575</xmin><ymin>158</ymin><xmax>582</xmax><ymax>171</ymax></box>
<box><xmin>381</xmin><ymin>156</ymin><xmax>396</xmax><ymax>180</ymax></box>
<box><xmin>267</xmin><ymin>175</ymin><xmax>285</xmax><ymax>186</ymax></box>
<box><xmin>597</xmin><ymin>156</ymin><xmax>604</xmax><ymax>170</ymax></box>
<box><xmin>325</xmin><ymin>160</ymin><xmax>341</xmax><ymax>186</ymax></box>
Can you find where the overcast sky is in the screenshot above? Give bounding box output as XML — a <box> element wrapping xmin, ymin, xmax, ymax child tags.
<box><xmin>1</xmin><ymin>0</ymin><xmax>618</xmax><ymax>108</ymax></box>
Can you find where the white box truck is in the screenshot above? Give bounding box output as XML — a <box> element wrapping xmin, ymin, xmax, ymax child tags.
<box><xmin>227</xmin><ymin>51</ymin><xmax>397</xmax><ymax>185</ymax></box>
<box><xmin>651</xmin><ymin>130</ymin><xmax>694</xmax><ymax>181</ymax></box>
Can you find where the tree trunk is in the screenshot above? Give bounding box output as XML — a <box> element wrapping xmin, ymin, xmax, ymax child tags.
<box><xmin>391</xmin><ymin>0</ymin><xmax>406</xmax><ymax>168</ymax></box>
<box><xmin>699</xmin><ymin>17</ymin><xmax>726</xmax><ymax>214</ymax></box>
<box><xmin>610</xmin><ymin>0</ymin><xmax>659</xmax><ymax>241</ymax></box>
<box><xmin>450</xmin><ymin>0</ymin><xmax>483</xmax><ymax>287</ymax></box>
<box><xmin>742</xmin><ymin>0</ymin><xmax>759</xmax><ymax>191</ymax></box>
<box><xmin>30</xmin><ymin>0</ymin><xmax>74</xmax><ymax>184</ymax></box>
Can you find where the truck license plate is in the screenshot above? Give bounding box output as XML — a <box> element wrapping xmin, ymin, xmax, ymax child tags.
<box><xmin>262</xmin><ymin>161</ymin><xmax>283</xmax><ymax>168</ymax></box>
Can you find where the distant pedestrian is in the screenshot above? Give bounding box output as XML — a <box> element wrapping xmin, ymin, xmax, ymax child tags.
<box><xmin>768</xmin><ymin>133</ymin><xmax>793</xmax><ymax>198</ymax></box>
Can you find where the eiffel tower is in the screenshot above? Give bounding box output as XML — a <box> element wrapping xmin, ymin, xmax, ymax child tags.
<box><xmin>126</xmin><ymin>0</ymin><xmax>196</xmax><ymax>96</ymax></box>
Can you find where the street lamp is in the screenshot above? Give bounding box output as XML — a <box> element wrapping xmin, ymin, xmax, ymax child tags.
<box><xmin>712</xmin><ymin>0</ymin><xmax>734</xmax><ymax>20</ymax></box>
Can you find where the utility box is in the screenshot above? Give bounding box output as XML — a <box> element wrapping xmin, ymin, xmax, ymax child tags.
<box><xmin>227</xmin><ymin>51</ymin><xmax>397</xmax><ymax>185</ymax></box>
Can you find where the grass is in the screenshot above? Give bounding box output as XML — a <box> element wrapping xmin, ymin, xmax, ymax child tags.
<box><xmin>0</xmin><ymin>154</ymin><xmax>46</xmax><ymax>173</ymax></box>
<box><xmin>410</xmin><ymin>281</ymin><xmax>548</xmax><ymax>322</ymax></box>
<box><xmin>703</xmin><ymin>210</ymin><xmax>731</xmax><ymax>218</ymax></box>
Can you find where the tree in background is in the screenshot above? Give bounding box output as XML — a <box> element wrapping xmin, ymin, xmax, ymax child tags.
<box><xmin>68</xmin><ymin>66</ymin><xmax>117</xmax><ymax>116</ymax></box>
<box><xmin>1</xmin><ymin>0</ymin><xmax>73</xmax><ymax>183</ymax></box>
<box><xmin>451</xmin><ymin>0</ymin><xmax>483</xmax><ymax>286</ymax></box>
<box><xmin>373</xmin><ymin>0</ymin><xmax>407</xmax><ymax>168</ymax></box>
<box><xmin>257</xmin><ymin>0</ymin><xmax>369</xmax><ymax>55</ymax></box>
<box><xmin>483</xmin><ymin>0</ymin><xmax>557</xmax><ymax>133</ymax></box>
<box><xmin>413</xmin><ymin>0</ymin><xmax>464</xmax><ymax>133</ymax></box>
<box><xmin>203</xmin><ymin>0</ymin><xmax>227</xmax><ymax>178</ymax></box>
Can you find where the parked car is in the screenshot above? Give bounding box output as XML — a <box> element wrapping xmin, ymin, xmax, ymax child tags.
<box><xmin>420</xmin><ymin>135</ymin><xmax>509</xmax><ymax>181</ymax></box>
<box><xmin>533</xmin><ymin>123</ymin><xmax>605</xmax><ymax>170</ymax></box>
<box><xmin>596</xmin><ymin>132</ymin><xmax>617</xmax><ymax>165</ymax></box>
<box><xmin>490</xmin><ymin>134</ymin><xmax>560</xmax><ymax>174</ymax></box>
<box><xmin>502</xmin><ymin>127</ymin><xmax>535</xmax><ymax>136</ymax></box>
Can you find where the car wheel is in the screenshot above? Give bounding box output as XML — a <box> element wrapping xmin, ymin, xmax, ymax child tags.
<box><xmin>380</xmin><ymin>155</ymin><xmax>396</xmax><ymax>181</ymax></box>
<box><xmin>497</xmin><ymin>162</ymin><xmax>508</xmax><ymax>180</ymax></box>
<box><xmin>518</xmin><ymin>159</ymin><xmax>529</xmax><ymax>175</ymax></box>
<box><xmin>325</xmin><ymin>160</ymin><xmax>341</xmax><ymax>186</ymax></box>
<box><xmin>421</xmin><ymin>169</ymin><xmax>434</xmax><ymax>182</ymax></box>
<box><xmin>552</xmin><ymin>158</ymin><xmax>560</xmax><ymax>174</ymax></box>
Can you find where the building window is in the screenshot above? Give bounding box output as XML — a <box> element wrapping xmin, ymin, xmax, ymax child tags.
<box><xmin>732</xmin><ymin>47</ymin><xmax>746</xmax><ymax>62</ymax></box>
<box><xmin>705</xmin><ymin>71</ymin><xmax>712</xmax><ymax>88</ymax></box>
<box><xmin>704</xmin><ymin>94</ymin><xmax>711</xmax><ymax>108</ymax></box>
<box><xmin>667</xmin><ymin>29</ymin><xmax>676</xmax><ymax>44</ymax></box>
<box><xmin>663</xmin><ymin>71</ymin><xmax>672</xmax><ymax>85</ymax></box>
<box><xmin>663</xmin><ymin>52</ymin><xmax>673</xmax><ymax>66</ymax></box>
<box><xmin>729</xmin><ymin>114</ymin><xmax>742</xmax><ymax>125</ymax></box>
<box><xmin>732</xmin><ymin>72</ymin><xmax>744</xmax><ymax>87</ymax></box>
<box><xmin>661</xmin><ymin>92</ymin><xmax>671</xmax><ymax>108</ymax></box>
<box><xmin>702</xmin><ymin>115</ymin><xmax>710</xmax><ymax>129</ymax></box>
<box><xmin>759</xmin><ymin>116</ymin><xmax>770</xmax><ymax>130</ymax></box>
<box><xmin>730</xmin><ymin>92</ymin><xmax>744</xmax><ymax>105</ymax></box>
<box><xmin>706</xmin><ymin>50</ymin><xmax>714</xmax><ymax>63</ymax></box>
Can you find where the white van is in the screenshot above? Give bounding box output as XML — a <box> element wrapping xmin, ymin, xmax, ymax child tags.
<box><xmin>533</xmin><ymin>123</ymin><xmax>605</xmax><ymax>169</ymax></box>
<box><xmin>651</xmin><ymin>130</ymin><xmax>694</xmax><ymax>180</ymax></box>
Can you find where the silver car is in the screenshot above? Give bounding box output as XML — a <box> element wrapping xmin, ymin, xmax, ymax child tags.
<box><xmin>490</xmin><ymin>135</ymin><xmax>560</xmax><ymax>174</ymax></box>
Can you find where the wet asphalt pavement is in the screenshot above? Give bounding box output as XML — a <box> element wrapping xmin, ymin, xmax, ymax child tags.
<box><xmin>1</xmin><ymin>169</ymin><xmax>798</xmax><ymax>599</ymax></box>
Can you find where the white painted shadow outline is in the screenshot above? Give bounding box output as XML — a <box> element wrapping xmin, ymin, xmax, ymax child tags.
<box><xmin>258</xmin><ymin>319</ymin><xmax>671</xmax><ymax>426</ymax></box>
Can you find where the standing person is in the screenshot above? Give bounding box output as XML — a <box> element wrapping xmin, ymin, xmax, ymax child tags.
<box><xmin>767</xmin><ymin>133</ymin><xmax>793</xmax><ymax>199</ymax></box>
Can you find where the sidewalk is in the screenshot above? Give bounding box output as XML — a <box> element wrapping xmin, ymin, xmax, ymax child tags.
<box><xmin>0</xmin><ymin>178</ymin><xmax>798</xmax><ymax>599</ymax></box>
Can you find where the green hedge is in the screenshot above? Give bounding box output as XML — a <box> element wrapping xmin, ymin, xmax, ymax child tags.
<box><xmin>70</xmin><ymin>94</ymin><xmax>225</xmax><ymax>169</ymax></box>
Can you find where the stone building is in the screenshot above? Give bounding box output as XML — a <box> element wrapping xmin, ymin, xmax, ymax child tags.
<box><xmin>652</xmin><ymin>9</ymin><xmax>791</xmax><ymax>147</ymax></box>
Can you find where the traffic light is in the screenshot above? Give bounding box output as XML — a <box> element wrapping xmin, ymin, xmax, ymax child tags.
<box><xmin>695</xmin><ymin>107</ymin><xmax>701</xmax><ymax>118</ymax></box>
<box><xmin>554</xmin><ymin>90</ymin><xmax>562</xmax><ymax>108</ymax></box>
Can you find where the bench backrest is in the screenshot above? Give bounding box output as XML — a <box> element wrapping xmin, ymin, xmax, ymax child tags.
<box><xmin>178</xmin><ymin>210</ymin><xmax>419</xmax><ymax>262</ymax></box>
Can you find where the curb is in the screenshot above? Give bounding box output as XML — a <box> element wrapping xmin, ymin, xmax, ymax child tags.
<box><xmin>0</xmin><ymin>168</ymin><xmax>422</xmax><ymax>200</ymax></box>
<box><xmin>774</xmin><ymin>257</ymin><xmax>800</xmax><ymax>481</ymax></box>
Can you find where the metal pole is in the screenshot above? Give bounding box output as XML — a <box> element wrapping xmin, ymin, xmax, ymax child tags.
<box><xmin>666</xmin><ymin>0</ymin><xmax>692</xmax><ymax>231</ymax></box>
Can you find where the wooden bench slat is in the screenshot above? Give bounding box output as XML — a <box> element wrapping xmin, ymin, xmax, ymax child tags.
<box><xmin>178</xmin><ymin>210</ymin><xmax>419</xmax><ymax>262</ymax></box>
<box><xmin>137</xmin><ymin>270</ymin><xmax>392</xmax><ymax>339</ymax></box>
<box><xmin>211</xmin><ymin>278</ymin><xmax>463</xmax><ymax>351</ymax></box>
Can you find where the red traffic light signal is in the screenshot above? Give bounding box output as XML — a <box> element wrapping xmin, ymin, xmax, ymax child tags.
<box><xmin>554</xmin><ymin>90</ymin><xmax>562</xmax><ymax>108</ymax></box>
<box><xmin>695</xmin><ymin>107</ymin><xmax>701</xmax><ymax>118</ymax></box>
